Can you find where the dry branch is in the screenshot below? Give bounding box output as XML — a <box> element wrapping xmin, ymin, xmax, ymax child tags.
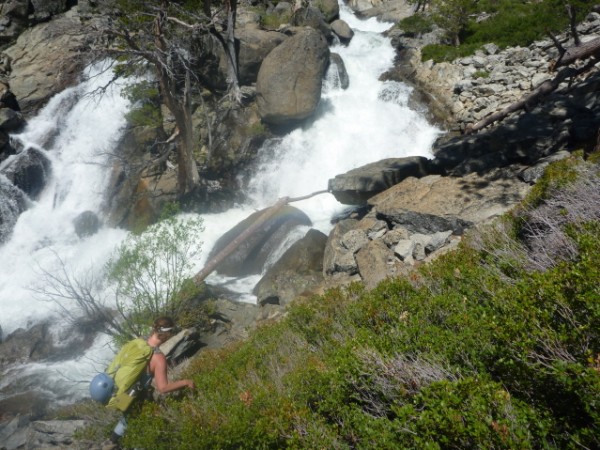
<box><xmin>552</xmin><ymin>36</ymin><xmax>600</xmax><ymax>70</ymax></box>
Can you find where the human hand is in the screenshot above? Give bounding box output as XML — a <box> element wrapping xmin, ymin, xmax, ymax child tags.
<box><xmin>185</xmin><ymin>379</ymin><xmax>196</xmax><ymax>389</ymax></box>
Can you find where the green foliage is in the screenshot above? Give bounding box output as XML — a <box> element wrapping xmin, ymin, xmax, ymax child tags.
<box><xmin>398</xmin><ymin>13</ymin><xmax>434</xmax><ymax>36</ymax></box>
<box><xmin>421</xmin><ymin>0</ymin><xmax>596</xmax><ymax>62</ymax></box>
<box><xmin>431</xmin><ymin>0</ymin><xmax>478</xmax><ymax>46</ymax></box>
<box><xmin>521</xmin><ymin>154</ymin><xmax>583</xmax><ymax>208</ymax></box>
<box><xmin>473</xmin><ymin>70</ymin><xmax>489</xmax><ymax>79</ymax></box>
<box><xmin>123</xmin><ymin>163</ymin><xmax>600</xmax><ymax>449</ymax></box>
<box><xmin>121</xmin><ymin>80</ymin><xmax>162</xmax><ymax>128</ymax></box>
<box><xmin>260</xmin><ymin>12</ymin><xmax>291</xmax><ymax>29</ymax></box>
<box><xmin>106</xmin><ymin>204</ymin><xmax>204</xmax><ymax>341</ymax></box>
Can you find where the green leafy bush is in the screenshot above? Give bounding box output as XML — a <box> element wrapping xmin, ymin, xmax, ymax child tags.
<box><xmin>107</xmin><ymin>205</ymin><xmax>204</xmax><ymax>342</ymax></box>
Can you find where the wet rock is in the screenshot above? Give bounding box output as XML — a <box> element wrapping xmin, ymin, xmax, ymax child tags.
<box><xmin>207</xmin><ymin>205</ymin><xmax>312</xmax><ymax>277</ymax></box>
<box><xmin>0</xmin><ymin>108</ymin><xmax>25</xmax><ymax>132</ymax></box>
<box><xmin>256</xmin><ymin>28</ymin><xmax>330</xmax><ymax>125</ymax></box>
<box><xmin>73</xmin><ymin>210</ymin><xmax>101</xmax><ymax>238</ymax></box>
<box><xmin>254</xmin><ymin>228</ymin><xmax>327</xmax><ymax>306</ymax></box>
<box><xmin>330</xmin><ymin>53</ymin><xmax>350</xmax><ymax>89</ymax></box>
<box><xmin>1</xmin><ymin>147</ymin><xmax>52</xmax><ymax>200</ymax></box>
<box><xmin>328</xmin><ymin>156</ymin><xmax>436</xmax><ymax>205</ymax></box>
<box><xmin>0</xmin><ymin>178</ymin><xmax>29</xmax><ymax>243</ymax></box>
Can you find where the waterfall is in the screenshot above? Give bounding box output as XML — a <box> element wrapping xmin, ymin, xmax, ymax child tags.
<box><xmin>0</xmin><ymin>9</ymin><xmax>439</xmax><ymax>414</ymax></box>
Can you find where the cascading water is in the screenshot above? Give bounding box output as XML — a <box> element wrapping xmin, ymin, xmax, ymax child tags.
<box><xmin>0</xmin><ymin>7</ymin><xmax>439</xmax><ymax>416</ymax></box>
<box><xmin>0</xmin><ymin>63</ymin><xmax>131</xmax><ymax>413</ymax></box>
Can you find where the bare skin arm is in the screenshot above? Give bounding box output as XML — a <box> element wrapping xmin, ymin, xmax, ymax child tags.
<box><xmin>149</xmin><ymin>352</ymin><xmax>195</xmax><ymax>394</ymax></box>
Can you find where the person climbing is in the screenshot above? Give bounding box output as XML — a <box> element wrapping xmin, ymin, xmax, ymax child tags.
<box><xmin>92</xmin><ymin>317</ymin><xmax>195</xmax><ymax>448</ymax></box>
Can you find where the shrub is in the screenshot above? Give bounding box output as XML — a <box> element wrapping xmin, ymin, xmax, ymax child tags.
<box><xmin>107</xmin><ymin>205</ymin><xmax>204</xmax><ymax>342</ymax></box>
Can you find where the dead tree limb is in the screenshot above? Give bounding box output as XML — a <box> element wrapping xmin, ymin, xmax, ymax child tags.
<box><xmin>193</xmin><ymin>190</ymin><xmax>329</xmax><ymax>284</ymax></box>
<box><xmin>552</xmin><ymin>36</ymin><xmax>600</xmax><ymax>70</ymax></box>
<box><xmin>467</xmin><ymin>58</ymin><xmax>598</xmax><ymax>134</ymax></box>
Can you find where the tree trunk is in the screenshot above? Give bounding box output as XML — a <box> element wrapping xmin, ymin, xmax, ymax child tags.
<box><xmin>552</xmin><ymin>37</ymin><xmax>600</xmax><ymax>70</ymax></box>
<box><xmin>225</xmin><ymin>0</ymin><xmax>242</xmax><ymax>103</ymax></box>
<box><xmin>153</xmin><ymin>13</ymin><xmax>199</xmax><ymax>196</ymax></box>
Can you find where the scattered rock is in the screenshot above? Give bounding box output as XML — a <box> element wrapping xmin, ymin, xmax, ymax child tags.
<box><xmin>73</xmin><ymin>210</ymin><xmax>101</xmax><ymax>238</ymax></box>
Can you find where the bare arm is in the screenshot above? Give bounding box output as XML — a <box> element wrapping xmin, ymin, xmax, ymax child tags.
<box><xmin>149</xmin><ymin>353</ymin><xmax>195</xmax><ymax>394</ymax></box>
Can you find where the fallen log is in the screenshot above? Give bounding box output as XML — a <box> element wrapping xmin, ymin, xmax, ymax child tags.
<box><xmin>193</xmin><ymin>190</ymin><xmax>329</xmax><ymax>284</ymax></box>
<box><xmin>552</xmin><ymin>36</ymin><xmax>600</xmax><ymax>70</ymax></box>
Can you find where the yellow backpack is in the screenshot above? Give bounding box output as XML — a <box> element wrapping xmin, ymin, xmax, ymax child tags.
<box><xmin>105</xmin><ymin>338</ymin><xmax>153</xmax><ymax>412</ymax></box>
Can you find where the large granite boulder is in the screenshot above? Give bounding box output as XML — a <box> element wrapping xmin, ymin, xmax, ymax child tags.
<box><xmin>368</xmin><ymin>171</ymin><xmax>531</xmax><ymax>228</ymax></box>
<box><xmin>290</xmin><ymin>7</ymin><xmax>333</xmax><ymax>40</ymax></box>
<box><xmin>2</xmin><ymin>11</ymin><xmax>105</xmax><ymax>115</ymax></box>
<box><xmin>256</xmin><ymin>28</ymin><xmax>330</xmax><ymax>125</ymax></box>
<box><xmin>328</xmin><ymin>156</ymin><xmax>436</xmax><ymax>205</ymax></box>
<box><xmin>254</xmin><ymin>228</ymin><xmax>327</xmax><ymax>306</ymax></box>
<box><xmin>313</xmin><ymin>0</ymin><xmax>340</xmax><ymax>22</ymax></box>
<box><xmin>207</xmin><ymin>205</ymin><xmax>312</xmax><ymax>277</ymax></box>
<box><xmin>331</xmin><ymin>19</ymin><xmax>354</xmax><ymax>44</ymax></box>
<box><xmin>228</xmin><ymin>27</ymin><xmax>287</xmax><ymax>85</ymax></box>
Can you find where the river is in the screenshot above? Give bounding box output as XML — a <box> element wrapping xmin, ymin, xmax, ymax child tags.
<box><xmin>0</xmin><ymin>4</ymin><xmax>438</xmax><ymax>417</ymax></box>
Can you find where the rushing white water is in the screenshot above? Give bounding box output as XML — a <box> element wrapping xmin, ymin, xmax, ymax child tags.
<box><xmin>0</xmin><ymin>8</ymin><xmax>439</xmax><ymax>411</ymax></box>
<box><xmin>0</xmin><ymin>63</ymin><xmax>132</xmax><ymax>409</ymax></box>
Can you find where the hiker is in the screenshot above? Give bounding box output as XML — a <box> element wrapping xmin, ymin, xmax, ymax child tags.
<box><xmin>146</xmin><ymin>316</ymin><xmax>196</xmax><ymax>395</ymax></box>
<box><xmin>92</xmin><ymin>317</ymin><xmax>195</xmax><ymax>446</ymax></box>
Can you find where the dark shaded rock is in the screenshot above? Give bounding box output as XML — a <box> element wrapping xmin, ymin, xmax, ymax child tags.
<box><xmin>30</xmin><ymin>0</ymin><xmax>70</xmax><ymax>22</ymax></box>
<box><xmin>254</xmin><ymin>228</ymin><xmax>327</xmax><ymax>306</ymax></box>
<box><xmin>0</xmin><ymin>179</ymin><xmax>28</xmax><ymax>243</ymax></box>
<box><xmin>376</xmin><ymin>207</ymin><xmax>472</xmax><ymax>235</ymax></box>
<box><xmin>328</xmin><ymin>156</ymin><xmax>436</xmax><ymax>205</ymax></box>
<box><xmin>256</xmin><ymin>28</ymin><xmax>330</xmax><ymax>125</ymax></box>
<box><xmin>73</xmin><ymin>210</ymin><xmax>101</xmax><ymax>238</ymax></box>
<box><xmin>0</xmin><ymin>108</ymin><xmax>24</xmax><ymax>132</ymax></box>
<box><xmin>208</xmin><ymin>205</ymin><xmax>312</xmax><ymax>277</ymax></box>
<box><xmin>1</xmin><ymin>147</ymin><xmax>51</xmax><ymax>200</ymax></box>
<box><xmin>0</xmin><ymin>0</ymin><xmax>29</xmax><ymax>45</ymax></box>
<box><xmin>161</xmin><ymin>328</ymin><xmax>203</xmax><ymax>366</ymax></box>
<box><xmin>329</xmin><ymin>53</ymin><xmax>350</xmax><ymax>89</ymax></box>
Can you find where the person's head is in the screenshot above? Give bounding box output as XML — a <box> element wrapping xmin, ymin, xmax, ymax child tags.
<box><xmin>152</xmin><ymin>316</ymin><xmax>176</xmax><ymax>343</ymax></box>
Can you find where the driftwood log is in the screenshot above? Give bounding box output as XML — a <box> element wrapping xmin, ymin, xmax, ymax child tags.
<box><xmin>193</xmin><ymin>190</ymin><xmax>329</xmax><ymax>284</ymax></box>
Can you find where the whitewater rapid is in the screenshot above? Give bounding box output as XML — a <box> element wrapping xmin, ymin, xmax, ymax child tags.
<box><xmin>0</xmin><ymin>7</ymin><xmax>439</xmax><ymax>410</ymax></box>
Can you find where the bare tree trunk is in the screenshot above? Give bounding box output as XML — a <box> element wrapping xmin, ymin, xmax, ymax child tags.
<box><xmin>153</xmin><ymin>12</ymin><xmax>199</xmax><ymax>196</ymax></box>
<box><xmin>225</xmin><ymin>0</ymin><xmax>241</xmax><ymax>103</ymax></box>
<box><xmin>552</xmin><ymin>37</ymin><xmax>600</xmax><ymax>70</ymax></box>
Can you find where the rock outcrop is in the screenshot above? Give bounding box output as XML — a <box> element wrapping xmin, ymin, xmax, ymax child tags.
<box><xmin>256</xmin><ymin>28</ymin><xmax>330</xmax><ymax>125</ymax></box>
<box><xmin>254</xmin><ymin>228</ymin><xmax>327</xmax><ymax>306</ymax></box>
<box><xmin>207</xmin><ymin>205</ymin><xmax>312</xmax><ymax>277</ymax></box>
